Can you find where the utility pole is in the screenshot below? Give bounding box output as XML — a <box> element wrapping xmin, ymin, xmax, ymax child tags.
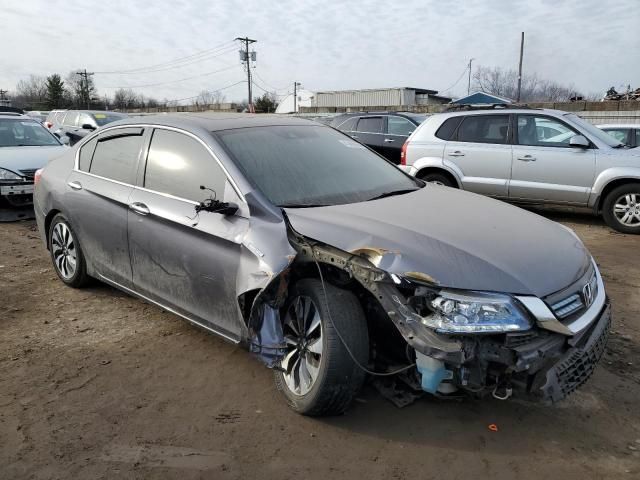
<box><xmin>236</xmin><ymin>37</ymin><xmax>257</xmax><ymax>112</ymax></box>
<box><xmin>516</xmin><ymin>32</ymin><xmax>524</xmax><ymax>103</ymax></box>
<box><xmin>76</xmin><ymin>69</ymin><xmax>94</xmax><ymax>109</ymax></box>
<box><xmin>293</xmin><ymin>82</ymin><xmax>301</xmax><ymax>113</ymax></box>
<box><xmin>467</xmin><ymin>58</ymin><xmax>474</xmax><ymax>95</ymax></box>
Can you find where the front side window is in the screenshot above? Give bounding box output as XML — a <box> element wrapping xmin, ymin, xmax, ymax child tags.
<box><xmin>517</xmin><ymin>115</ymin><xmax>578</xmax><ymax>147</ymax></box>
<box><xmin>387</xmin><ymin>116</ymin><xmax>415</xmax><ymax>136</ymax></box>
<box><xmin>89</xmin><ymin>133</ymin><xmax>143</xmax><ymax>183</ymax></box>
<box><xmin>602</xmin><ymin>129</ymin><xmax>629</xmax><ymax>144</ymax></box>
<box><xmin>144</xmin><ymin>129</ymin><xmax>226</xmax><ymax>203</ymax></box>
<box><xmin>356</xmin><ymin>117</ymin><xmax>383</xmax><ymax>133</ymax></box>
<box><xmin>215</xmin><ymin>125</ymin><xmax>420</xmax><ymax>207</ymax></box>
<box><xmin>0</xmin><ymin>118</ymin><xmax>61</xmax><ymax>147</ymax></box>
<box><xmin>457</xmin><ymin>115</ymin><xmax>509</xmax><ymax>144</ymax></box>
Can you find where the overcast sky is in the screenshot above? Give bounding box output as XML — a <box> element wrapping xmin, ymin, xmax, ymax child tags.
<box><xmin>2</xmin><ymin>0</ymin><xmax>638</xmax><ymax>103</ymax></box>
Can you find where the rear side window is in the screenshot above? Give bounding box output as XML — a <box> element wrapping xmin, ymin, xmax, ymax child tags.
<box><xmin>89</xmin><ymin>133</ymin><xmax>143</xmax><ymax>184</ymax></box>
<box><xmin>144</xmin><ymin>129</ymin><xmax>226</xmax><ymax>203</ymax></box>
<box><xmin>435</xmin><ymin>117</ymin><xmax>463</xmax><ymax>140</ymax></box>
<box><xmin>63</xmin><ymin>112</ymin><xmax>79</xmax><ymax>126</ymax></box>
<box><xmin>336</xmin><ymin>117</ymin><xmax>357</xmax><ymax>132</ymax></box>
<box><xmin>356</xmin><ymin>117</ymin><xmax>383</xmax><ymax>133</ymax></box>
<box><xmin>387</xmin><ymin>116</ymin><xmax>415</xmax><ymax>136</ymax></box>
<box><xmin>78</xmin><ymin>137</ymin><xmax>97</xmax><ymax>171</ymax></box>
<box><xmin>636</xmin><ymin>129</ymin><xmax>640</xmax><ymax>145</ymax></box>
<box><xmin>457</xmin><ymin>115</ymin><xmax>509</xmax><ymax>144</ymax></box>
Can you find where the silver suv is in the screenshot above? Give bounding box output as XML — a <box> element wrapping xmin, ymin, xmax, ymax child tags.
<box><xmin>402</xmin><ymin>107</ymin><xmax>640</xmax><ymax>233</ymax></box>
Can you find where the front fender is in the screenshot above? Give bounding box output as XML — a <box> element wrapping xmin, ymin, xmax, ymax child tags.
<box><xmin>408</xmin><ymin>157</ymin><xmax>463</xmax><ymax>187</ymax></box>
<box><xmin>590</xmin><ymin>167</ymin><xmax>640</xmax><ymax>207</ymax></box>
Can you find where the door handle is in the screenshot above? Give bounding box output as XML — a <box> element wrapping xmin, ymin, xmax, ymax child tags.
<box><xmin>448</xmin><ymin>151</ymin><xmax>465</xmax><ymax>157</ymax></box>
<box><xmin>517</xmin><ymin>155</ymin><xmax>537</xmax><ymax>162</ymax></box>
<box><xmin>384</xmin><ymin>138</ymin><xmax>395</xmax><ymax>143</ymax></box>
<box><xmin>129</xmin><ymin>202</ymin><xmax>150</xmax><ymax>215</ymax></box>
<box><xmin>67</xmin><ymin>181</ymin><xmax>82</xmax><ymax>190</ymax></box>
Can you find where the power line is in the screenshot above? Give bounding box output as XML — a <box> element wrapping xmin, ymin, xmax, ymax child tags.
<box><xmin>94</xmin><ymin>40</ymin><xmax>236</xmax><ymax>74</ymax></box>
<box><xmin>164</xmin><ymin>80</ymin><xmax>247</xmax><ymax>105</ymax></box>
<box><xmin>101</xmin><ymin>64</ymin><xmax>242</xmax><ymax>89</ymax></box>
<box><xmin>252</xmin><ymin>70</ymin><xmax>290</xmax><ymax>92</ymax></box>
<box><xmin>439</xmin><ymin>64</ymin><xmax>470</xmax><ymax>95</ymax></box>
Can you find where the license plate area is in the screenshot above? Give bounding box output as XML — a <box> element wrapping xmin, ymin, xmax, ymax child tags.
<box><xmin>1</xmin><ymin>184</ymin><xmax>34</xmax><ymax>195</ymax></box>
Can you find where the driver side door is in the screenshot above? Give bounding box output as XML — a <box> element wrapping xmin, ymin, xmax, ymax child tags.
<box><xmin>127</xmin><ymin>127</ymin><xmax>249</xmax><ymax>341</ymax></box>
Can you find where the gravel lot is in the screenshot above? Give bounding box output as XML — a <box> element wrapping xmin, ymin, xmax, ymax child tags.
<box><xmin>1</xmin><ymin>213</ymin><xmax>639</xmax><ymax>479</ymax></box>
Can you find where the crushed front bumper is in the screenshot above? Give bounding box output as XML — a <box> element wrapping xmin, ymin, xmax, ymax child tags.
<box><xmin>0</xmin><ymin>182</ymin><xmax>35</xmax><ymax>221</ymax></box>
<box><xmin>533</xmin><ymin>302</ymin><xmax>611</xmax><ymax>403</ymax></box>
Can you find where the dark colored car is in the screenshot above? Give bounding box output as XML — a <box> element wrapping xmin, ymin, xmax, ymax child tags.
<box><xmin>330</xmin><ymin>112</ymin><xmax>428</xmax><ymax>164</ymax></box>
<box><xmin>34</xmin><ymin>114</ymin><xmax>609</xmax><ymax>416</ymax></box>
<box><xmin>54</xmin><ymin>110</ymin><xmax>128</xmax><ymax>145</ymax></box>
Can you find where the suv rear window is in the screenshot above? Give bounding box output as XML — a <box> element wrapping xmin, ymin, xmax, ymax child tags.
<box><xmin>435</xmin><ymin>117</ymin><xmax>463</xmax><ymax>140</ymax></box>
<box><xmin>456</xmin><ymin>115</ymin><xmax>509</xmax><ymax>144</ymax></box>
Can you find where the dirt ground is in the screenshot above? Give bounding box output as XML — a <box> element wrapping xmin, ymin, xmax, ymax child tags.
<box><xmin>1</xmin><ymin>212</ymin><xmax>639</xmax><ymax>480</ymax></box>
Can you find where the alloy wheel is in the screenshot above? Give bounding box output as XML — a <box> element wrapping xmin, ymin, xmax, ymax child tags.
<box><xmin>281</xmin><ymin>295</ymin><xmax>323</xmax><ymax>396</ymax></box>
<box><xmin>613</xmin><ymin>193</ymin><xmax>640</xmax><ymax>227</ymax></box>
<box><xmin>51</xmin><ymin>222</ymin><xmax>77</xmax><ymax>279</ymax></box>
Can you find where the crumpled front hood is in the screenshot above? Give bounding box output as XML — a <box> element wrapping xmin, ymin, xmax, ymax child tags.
<box><xmin>285</xmin><ymin>185</ymin><xmax>591</xmax><ymax>297</ymax></box>
<box><xmin>0</xmin><ymin>145</ymin><xmax>67</xmax><ymax>175</ymax></box>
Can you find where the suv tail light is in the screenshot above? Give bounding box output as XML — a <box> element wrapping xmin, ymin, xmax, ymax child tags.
<box><xmin>34</xmin><ymin>169</ymin><xmax>43</xmax><ymax>187</ymax></box>
<box><xmin>44</xmin><ymin>122</ymin><xmax>52</xmax><ymax>129</ymax></box>
<box><xmin>400</xmin><ymin>140</ymin><xmax>408</xmax><ymax>166</ymax></box>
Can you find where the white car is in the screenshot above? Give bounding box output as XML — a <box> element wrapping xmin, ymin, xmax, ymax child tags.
<box><xmin>0</xmin><ymin>114</ymin><xmax>67</xmax><ymax>220</ymax></box>
<box><xmin>597</xmin><ymin>124</ymin><xmax>639</xmax><ymax>148</ymax></box>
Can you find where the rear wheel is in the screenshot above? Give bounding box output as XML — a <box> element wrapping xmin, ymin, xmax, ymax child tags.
<box><xmin>602</xmin><ymin>184</ymin><xmax>640</xmax><ymax>234</ymax></box>
<box><xmin>274</xmin><ymin>278</ymin><xmax>368</xmax><ymax>416</ymax></box>
<box><xmin>418</xmin><ymin>171</ymin><xmax>455</xmax><ymax>187</ymax></box>
<box><xmin>48</xmin><ymin>214</ymin><xmax>90</xmax><ymax>287</ymax></box>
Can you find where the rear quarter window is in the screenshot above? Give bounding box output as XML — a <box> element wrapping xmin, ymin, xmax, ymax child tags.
<box><xmin>89</xmin><ymin>132</ymin><xmax>143</xmax><ymax>184</ymax></box>
<box><xmin>435</xmin><ymin>116</ymin><xmax>463</xmax><ymax>140</ymax></box>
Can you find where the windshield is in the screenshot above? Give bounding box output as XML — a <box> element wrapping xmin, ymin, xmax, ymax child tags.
<box><xmin>91</xmin><ymin>112</ymin><xmax>127</xmax><ymax>126</ymax></box>
<box><xmin>0</xmin><ymin>118</ymin><xmax>61</xmax><ymax>147</ymax></box>
<box><xmin>215</xmin><ymin>125</ymin><xmax>421</xmax><ymax>207</ymax></box>
<box><xmin>565</xmin><ymin>113</ymin><xmax>623</xmax><ymax>148</ymax></box>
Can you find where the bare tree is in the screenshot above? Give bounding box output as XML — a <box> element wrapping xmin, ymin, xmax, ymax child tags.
<box><xmin>13</xmin><ymin>75</ymin><xmax>47</xmax><ymax>109</ymax></box>
<box><xmin>473</xmin><ymin>65</ymin><xmax>583</xmax><ymax>102</ymax></box>
<box><xmin>192</xmin><ymin>90</ymin><xmax>227</xmax><ymax>108</ymax></box>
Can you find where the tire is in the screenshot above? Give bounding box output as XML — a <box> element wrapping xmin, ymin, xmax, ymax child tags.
<box><xmin>274</xmin><ymin>278</ymin><xmax>369</xmax><ymax>416</ymax></box>
<box><xmin>48</xmin><ymin>213</ymin><xmax>90</xmax><ymax>287</ymax></box>
<box><xmin>602</xmin><ymin>184</ymin><xmax>640</xmax><ymax>234</ymax></box>
<box><xmin>418</xmin><ymin>171</ymin><xmax>455</xmax><ymax>187</ymax></box>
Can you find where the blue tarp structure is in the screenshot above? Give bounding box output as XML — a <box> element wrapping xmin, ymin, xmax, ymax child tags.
<box><xmin>451</xmin><ymin>92</ymin><xmax>513</xmax><ymax>105</ymax></box>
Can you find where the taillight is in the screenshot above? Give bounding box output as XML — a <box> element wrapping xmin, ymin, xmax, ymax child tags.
<box><xmin>44</xmin><ymin>122</ymin><xmax>52</xmax><ymax>129</ymax></box>
<box><xmin>34</xmin><ymin>169</ymin><xmax>43</xmax><ymax>187</ymax></box>
<box><xmin>400</xmin><ymin>140</ymin><xmax>408</xmax><ymax>166</ymax></box>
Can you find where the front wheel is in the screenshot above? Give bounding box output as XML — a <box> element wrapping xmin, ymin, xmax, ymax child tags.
<box><xmin>602</xmin><ymin>184</ymin><xmax>640</xmax><ymax>234</ymax></box>
<box><xmin>274</xmin><ymin>278</ymin><xmax>369</xmax><ymax>416</ymax></box>
<box><xmin>418</xmin><ymin>171</ymin><xmax>455</xmax><ymax>187</ymax></box>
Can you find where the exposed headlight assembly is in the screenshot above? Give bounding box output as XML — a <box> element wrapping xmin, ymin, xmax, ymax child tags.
<box><xmin>0</xmin><ymin>168</ymin><xmax>22</xmax><ymax>181</ymax></box>
<box><xmin>423</xmin><ymin>290</ymin><xmax>532</xmax><ymax>333</ymax></box>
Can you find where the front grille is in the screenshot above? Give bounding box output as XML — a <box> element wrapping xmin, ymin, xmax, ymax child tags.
<box><xmin>18</xmin><ymin>169</ymin><xmax>37</xmax><ymax>180</ymax></box>
<box><xmin>547</xmin><ymin>268</ymin><xmax>598</xmax><ymax>322</ymax></box>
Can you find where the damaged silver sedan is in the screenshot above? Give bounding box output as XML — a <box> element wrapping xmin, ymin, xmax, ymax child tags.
<box><xmin>34</xmin><ymin>114</ymin><xmax>611</xmax><ymax>415</ymax></box>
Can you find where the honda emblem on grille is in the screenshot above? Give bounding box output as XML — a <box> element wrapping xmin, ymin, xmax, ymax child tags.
<box><xmin>582</xmin><ymin>282</ymin><xmax>594</xmax><ymax>307</ymax></box>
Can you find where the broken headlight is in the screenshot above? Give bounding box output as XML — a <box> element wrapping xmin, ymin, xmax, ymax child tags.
<box><xmin>422</xmin><ymin>290</ymin><xmax>531</xmax><ymax>333</ymax></box>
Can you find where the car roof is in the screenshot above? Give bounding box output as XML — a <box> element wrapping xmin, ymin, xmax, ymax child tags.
<box><xmin>106</xmin><ymin>112</ymin><xmax>319</xmax><ymax>132</ymax></box>
<box><xmin>597</xmin><ymin>124</ymin><xmax>640</xmax><ymax>129</ymax></box>
<box><xmin>0</xmin><ymin>113</ymin><xmax>32</xmax><ymax>118</ymax></box>
<box><xmin>433</xmin><ymin>107</ymin><xmax>570</xmax><ymax>120</ymax></box>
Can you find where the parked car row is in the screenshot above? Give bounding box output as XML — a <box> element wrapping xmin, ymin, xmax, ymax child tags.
<box><xmin>45</xmin><ymin>109</ymin><xmax>129</xmax><ymax>145</ymax></box>
<box><xmin>34</xmin><ymin>113</ymin><xmax>612</xmax><ymax>416</ymax></box>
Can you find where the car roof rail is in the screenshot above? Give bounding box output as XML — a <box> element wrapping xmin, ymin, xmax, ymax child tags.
<box><xmin>443</xmin><ymin>103</ymin><xmax>536</xmax><ymax>113</ymax></box>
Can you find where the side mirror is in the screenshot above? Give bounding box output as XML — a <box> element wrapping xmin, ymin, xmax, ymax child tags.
<box><xmin>569</xmin><ymin>135</ymin><xmax>589</xmax><ymax>149</ymax></box>
<box><xmin>81</xmin><ymin>123</ymin><xmax>96</xmax><ymax>130</ymax></box>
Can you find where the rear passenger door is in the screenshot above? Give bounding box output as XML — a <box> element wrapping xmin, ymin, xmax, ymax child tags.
<box><xmin>127</xmin><ymin>128</ymin><xmax>248</xmax><ymax>341</ymax></box>
<box><xmin>353</xmin><ymin>116</ymin><xmax>384</xmax><ymax>156</ymax></box>
<box><xmin>443</xmin><ymin>114</ymin><xmax>511</xmax><ymax>197</ymax></box>
<box><xmin>65</xmin><ymin>127</ymin><xmax>145</xmax><ymax>287</ymax></box>
<box><xmin>383</xmin><ymin>116</ymin><xmax>416</xmax><ymax>164</ymax></box>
